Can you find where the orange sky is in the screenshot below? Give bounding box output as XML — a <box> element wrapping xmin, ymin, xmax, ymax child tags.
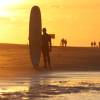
<box><xmin>0</xmin><ymin>0</ymin><xmax>100</xmax><ymax>46</ymax></box>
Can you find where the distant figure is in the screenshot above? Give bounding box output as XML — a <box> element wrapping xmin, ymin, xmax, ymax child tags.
<box><xmin>99</xmin><ymin>41</ymin><xmax>100</xmax><ymax>48</ymax></box>
<box><xmin>93</xmin><ymin>41</ymin><xmax>96</xmax><ymax>47</ymax></box>
<box><xmin>91</xmin><ymin>42</ymin><xmax>93</xmax><ymax>47</ymax></box>
<box><xmin>41</xmin><ymin>28</ymin><xmax>52</xmax><ymax>69</ymax></box>
<box><xmin>64</xmin><ymin>39</ymin><xmax>67</xmax><ymax>47</ymax></box>
<box><xmin>60</xmin><ymin>38</ymin><xmax>65</xmax><ymax>46</ymax></box>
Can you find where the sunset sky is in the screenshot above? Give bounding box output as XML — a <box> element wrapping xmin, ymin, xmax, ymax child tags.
<box><xmin>0</xmin><ymin>0</ymin><xmax>100</xmax><ymax>46</ymax></box>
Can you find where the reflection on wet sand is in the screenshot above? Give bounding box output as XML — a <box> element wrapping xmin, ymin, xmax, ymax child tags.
<box><xmin>0</xmin><ymin>72</ymin><xmax>100</xmax><ymax>100</ymax></box>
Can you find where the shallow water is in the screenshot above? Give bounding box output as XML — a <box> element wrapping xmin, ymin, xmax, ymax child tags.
<box><xmin>0</xmin><ymin>71</ymin><xmax>100</xmax><ymax>100</ymax></box>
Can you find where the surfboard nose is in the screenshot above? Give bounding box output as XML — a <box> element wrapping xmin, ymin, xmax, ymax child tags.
<box><xmin>31</xmin><ymin>6</ymin><xmax>40</xmax><ymax>14</ymax></box>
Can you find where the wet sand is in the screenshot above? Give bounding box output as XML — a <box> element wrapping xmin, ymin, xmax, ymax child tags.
<box><xmin>0</xmin><ymin>71</ymin><xmax>100</xmax><ymax>100</ymax></box>
<box><xmin>0</xmin><ymin>44</ymin><xmax>100</xmax><ymax>100</ymax></box>
<box><xmin>0</xmin><ymin>67</ymin><xmax>38</xmax><ymax>77</ymax></box>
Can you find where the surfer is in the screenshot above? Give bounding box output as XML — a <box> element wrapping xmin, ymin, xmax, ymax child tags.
<box><xmin>41</xmin><ymin>28</ymin><xmax>52</xmax><ymax>69</ymax></box>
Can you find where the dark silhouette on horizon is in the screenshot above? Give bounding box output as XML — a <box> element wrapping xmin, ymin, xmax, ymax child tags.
<box><xmin>60</xmin><ymin>38</ymin><xmax>65</xmax><ymax>46</ymax></box>
<box><xmin>99</xmin><ymin>41</ymin><xmax>100</xmax><ymax>48</ymax></box>
<box><xmin>60</xmin><ymin>38</ymin><xmax>67</xmax><ymax>47</ymax></box>
<box><xmin>64</xmin><ymin>39</ymin><xmax>67</xmax><ymax>47</ymax></box>
<box><xmin>93</xmin><ymin>41</ymin><xmax>96</xmax><ymax>47</ymax></box>
<box><xmin>41</xmin><ymin>28</ymin><xmax>52</xmax><ymax>69</ymax></box>
<box><xmin>91</xmin><ymin>41</ymin><xmax>97</xmax><ymax>47</ymax></box>
<box><xmin>91</xmin><ymin>41</ymin><xmax>100</xmax><ymax>48</ymax></box>
<box><xmin>91</xmin><ymin>42</ymin><xmax>93</xmax><ymax>47</ymax></box>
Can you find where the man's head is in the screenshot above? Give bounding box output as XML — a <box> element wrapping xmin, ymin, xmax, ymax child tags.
<box><xmin>43</xmin><ymin>28</ymin><xmax>47</xmax><ymax>34</ymax></box>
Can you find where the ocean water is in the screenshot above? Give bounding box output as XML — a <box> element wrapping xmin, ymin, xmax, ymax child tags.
<box><xmin>0</xmin><ymin>71</ymin><xmax>100</xmax><ymax>100</ymax></box>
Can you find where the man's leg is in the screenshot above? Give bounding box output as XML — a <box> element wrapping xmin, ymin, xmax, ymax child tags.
<box><xmin>47</xmin><ymin>51</ymin><xmax>51</xmax><ymax>69</ymax></box>
<box><xmin>42</xmin><ymin>51</ymin><xmax>47</xmax><ymax>69</ymax></box>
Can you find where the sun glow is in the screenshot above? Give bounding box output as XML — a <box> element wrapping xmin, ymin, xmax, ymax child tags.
<box><xmin>0</xmin><ymin>0</ymin><xmax>24</xmax><ymax>17</ymax></box>
<box><xmin>0</xmin><ymin>0</ymin><xmax>23</xmax><ymax>9</ymax></box>
<box><xmin>0</xmin><ymin>0</ymin><xmax>100</xmax><ymax>46</ymax></box>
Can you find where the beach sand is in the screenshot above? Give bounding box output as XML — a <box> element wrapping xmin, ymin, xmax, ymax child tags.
<box><xmin>0</xmin><ymin>44</ymin><xmax>100</xmax><ymax>100</ymax></box>
<box><xmin>50</xmin><ymin>46</ymin><xmax>100</xmax><ymax>71</ymax></box>
<box><xmin>0</xmin><ymin>44</ymin><xmax>100</xmax><ymax>77</ymax></box>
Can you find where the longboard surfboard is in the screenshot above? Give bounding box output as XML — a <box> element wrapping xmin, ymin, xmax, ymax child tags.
<box><xmin>29</xmin><ymin>6</ymin><xmax>42</xmax><ymax>67</ymax></box>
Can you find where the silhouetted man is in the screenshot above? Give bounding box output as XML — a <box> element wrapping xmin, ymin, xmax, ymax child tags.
<box><xmin>41</xmin><ymin>28</ymin><xmax>52</xmax><ymax>69</ymax></box>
